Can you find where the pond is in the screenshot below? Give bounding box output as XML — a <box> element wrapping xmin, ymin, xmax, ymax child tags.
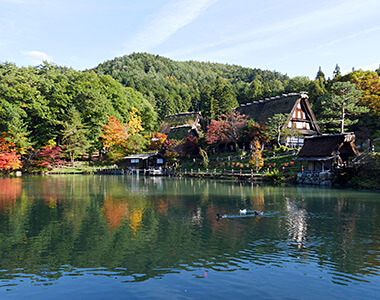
<box><xmin>0</xmin><ymin>175</ymin><xmax>379</xmax><ymax>299</ymax></box>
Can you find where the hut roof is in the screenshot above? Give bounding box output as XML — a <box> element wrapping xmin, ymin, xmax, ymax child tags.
<box><xmin>167</xmin><ymin>125</ymin><xmax>200</xmax><ymax>140</ymax></box>
<box><xmin>164</xmin><ymin>111</ymin><xmax>202</xmax><ymax>128</ymax></box>
<box><xmin>235</xmin><ymin>93</ymin><xmax>319</xmax><ymax>132</ymax></box>
<box><xmin>122</xmin><ymin>152</ymin><xmax>164</xmax><ymax>160</ymax></box>
<box><xmin>298</xmin><ymin>133</ymin><xmax>359</xmax><ymax>159</ymax></box>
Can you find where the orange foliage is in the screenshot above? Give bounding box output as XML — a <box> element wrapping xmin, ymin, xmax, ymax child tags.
<box><xmin>102</xmin><ymin>196</ymin><xmax>128</xmax><ymax>231</ymax></box>
<box><xmin>148</xmin><ymin>132</ymin><xmax>167</xmax><ymax>150</ymax></box>
<box><xmin>0</xmin><ymin>178</ymin><xmax>22</xmax><ymax>212</ymax></box>
<box><xmin>101</xmin><ymin>116</ymin><xmax>130</xmax><ymax>151</ymax></box>
<box><xmin>0</xmin><ymin>133</ymin><xmax>22</xmax><ymax>172</ymax></box>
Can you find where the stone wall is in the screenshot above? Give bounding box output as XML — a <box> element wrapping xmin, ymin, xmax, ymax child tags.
<box><xmin>297</xmin><ymin>171</ymin><xmax>334</xmax><ymax>186</ymax></box>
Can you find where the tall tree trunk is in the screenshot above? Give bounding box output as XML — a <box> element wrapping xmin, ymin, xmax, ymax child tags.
<box><xmin>341</xmin><ymin>107</ymin><xmax>345</xmax><ymax>134</ymax></box>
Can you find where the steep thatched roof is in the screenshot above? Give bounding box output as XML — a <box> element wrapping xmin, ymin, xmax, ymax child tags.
<box><xmin>298</xmin><ymin>133</ymin><xmax>359</xmax><ymax>159</ymax></box>
<box><xmin>167</xmin><ymin>125</ymin><xmax>200</xmax><ymax>140</ymax></box>
<box><xmin>235</xmin><ymin>92</ymin><xmax>320</xmax><ymax>133</ymax></box>
<box><xmin>164</xmin><ymin>111</ymin><xmax>202</xmax><ymax>128</ymax></box>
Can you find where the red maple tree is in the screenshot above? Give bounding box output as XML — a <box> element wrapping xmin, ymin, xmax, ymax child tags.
<box><xmin>0</xmin><ymin>133</ymin><xmax>22</xmax><ymax>172</ymax></box>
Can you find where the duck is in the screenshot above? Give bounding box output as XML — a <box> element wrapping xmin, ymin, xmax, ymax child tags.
<box><xmin>216</xmin><ymin>213</ymin><xmax>227</xmax><ymax>220</ymax></box>
<box><xmin>239</xmin><ymin>209</ymin><xmax>247</xmax><ymax>214</ymax></box>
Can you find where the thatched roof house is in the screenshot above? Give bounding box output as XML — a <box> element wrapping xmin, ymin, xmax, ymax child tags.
<box><xmin>235</xmin><ymin>93</ymin><xmax>320</xmax><ymax>147</ymax></box>
<box><xmin>297</xmin><ymin>133</ymin><xmax>359</xmax><ymax>171</ymax></box>
<box><xmin>161</xmin><ymin>111</ymin><xmax>202</xmax><ymax>140</ymax></box>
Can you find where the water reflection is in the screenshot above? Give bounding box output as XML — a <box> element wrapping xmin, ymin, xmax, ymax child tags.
<box><xmin>286</xmin><ymin>197</ymin><xmax>308</xmax><ymax>250</ymax></box>
<box><xmin>0</xmin><ymin>175</ymin><xmax>379</xmax><ymax>294</ymax></box>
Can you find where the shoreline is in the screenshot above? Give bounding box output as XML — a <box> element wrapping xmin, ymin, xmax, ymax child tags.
<box><xmin>3</xmin><ymin>170</ymin><xmax>379</xmax><ymax>191</ymax></box>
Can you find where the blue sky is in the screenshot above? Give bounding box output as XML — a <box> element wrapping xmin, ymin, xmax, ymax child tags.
<box><xmin>1</xmin><ymin>0</ymin><xmax>379</xmax><ymax>78</ymax></box>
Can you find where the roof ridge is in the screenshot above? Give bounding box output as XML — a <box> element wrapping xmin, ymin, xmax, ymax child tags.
<box><xmin>237</xmin><ymin>92</ymin><xmax>307</xmax><ymax>108</ymax></box>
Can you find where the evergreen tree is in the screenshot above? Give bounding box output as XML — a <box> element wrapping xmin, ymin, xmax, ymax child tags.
<box><xmin>61</xmin><ymin>107</ymin><xmax>90</xmax><ymax>166</ymax></box>
<box><xmin>200</xmin><ymin>85</ymin><xmax>215</xmax><ymax>124</ymax></box>
<box><xmin>212</xmin><ymin>77</ymin><xmax>238</xmax><ymax>117</ymax></box>
<box><xmin>333</xmin><ymin>64</ymin><xmax>341</xmax><ymax>78</ymax></box>
<box><xmin>267</xmin><ymin>113</ymin><xmax>289</xmax><ymax>146</ymax></box>
<box><xmin>247</xmin><ymin>78</ymin><xmax>264</xmax><ymax>101</ymax></box>
<box><xmin>316</xmin><ymin>66</ymin><xmax>326</xmax><ymax>81</ymax></box>
<box><xmin>319</xmin><ymin>82</ymin><xmax>369</xmax><ymax>134</ymax></box>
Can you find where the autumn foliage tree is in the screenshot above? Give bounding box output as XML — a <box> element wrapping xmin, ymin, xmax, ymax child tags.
<box><xmin>148</xmin><ymin>132</ymin><xmax>167</xmax><ymax>151</ymax></box>
<box><xmin>34</xmin><ymin>142</ymin><xmax>64</xmax><ymax>169</ymax></box>
<box><xmin>249</xmin><ymin>140</ymin><xmax>264</xmax><ymax>172</ymax></box>
<box><xmin>101</xmin><ymin>107</ymin><xmax>146</xmax><ymax>161</ymax></box>
<box><xmin>206</xmin><ymin>111</ymin><xmax>248</xmax><ymax>151</ymax></box>
<box><xmin>242</xmin><ymin>119</ymin><xmax>270</xmax><ymax>150</ymax></box>
<box><xmin>183</xmin><ymin>135</ymin><xmax>199</xmax><ymax>156</ymax></box>
<box><xmin>343</xmin><ymin>70</ymin><xmax>380</xmax><ymax>114</ymax></box>
<box><xmin>0</xmin><ymin>133</ymin><xmax>22</xmax><ymax>172</ymax></box>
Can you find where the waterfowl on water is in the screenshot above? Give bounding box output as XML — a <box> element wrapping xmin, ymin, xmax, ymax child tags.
<box><xmin>216</xmin><ymin>213</ymin><xmax>226</xmax><ymax>220</ymax></box>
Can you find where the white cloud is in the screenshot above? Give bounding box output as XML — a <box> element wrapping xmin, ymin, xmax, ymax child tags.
<box><xmin>124</xmin><ymin>0</ymin><xmax>218</xmax><ymax>53</ymax></box>
<box><xmin>165</xmin><ymin>0</ymin><xmax>380</xmax><ymax>61</ymax></box>
<box><xmin>21</xmin><ymin>50</ymin><xmax>53</xmax><ymax>65</ymax></box>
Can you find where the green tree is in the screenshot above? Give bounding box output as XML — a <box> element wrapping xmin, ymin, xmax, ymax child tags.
<box><xmin>285</xmin><ymin>76</ymin><xmax>310</xmax><ymax>93</ymax></box>
<box><xmin>212</xmin><ymin>77</ymin><xmax>238</xmax><ymax>117</ymax></box>
<box><xmin>200</xmin><ymin>85</ymin><xmax>215</xmax><ymax>124</ymax></box>
<box><xmin>333</xmin><ymin>64</ymin><xmax>341</xmax><ymax>78</ymax></box>
<box><xmin>247</xmin><ymin>78</ymin><xmax>264</xmax><ymax>101</ymax></box>
<box><xmin>61</xmin><ymin>107</ymin><xmax>90</xmax><ymax>166</ymax></box>
<box><xmin>316</xmin><ymin>66</ymin><xmax>326</xmax><ymax>81</ymax></box>
<box><xmin>267</xmin><ymin>113</ymin><xmax>288</xmax><ymax>146</ymax></box>
<box><xmin>319</xmin><ymin>82</ymin><xmax>369</xmax><ymax>134</ymax></box>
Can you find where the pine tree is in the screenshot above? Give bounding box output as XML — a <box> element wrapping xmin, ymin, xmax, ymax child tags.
<box><xmin>319</xmin><ymin>82</ymin><xmax>369</xmax><ymax>133</ymax></box>
<box><xmin>316</xmin><ymin>66</ymin><xmax>325</xmax><ymax>81</ymax></box>
<box><xmin>267</xmin><ymin>113</ymin><xmax>289</xmax><ymax>146</ymax></box>
<box><xmin>333</xmin><ymin>64</ymin><xmax>341</xmax><ymax>78</ymax></box>
<box><xmin>61</xmin><ymin>107</ymin><xmax>90</xmax><ymax>166</ymax></box>
<box><xmin>212</xmin><ymin>77</ymin><xmax>238</xmax><ymax>117</ymax></box>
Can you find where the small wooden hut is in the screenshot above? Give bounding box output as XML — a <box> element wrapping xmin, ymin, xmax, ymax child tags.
<box><xmin>297</xmin><ymin>133</ymin><xmax>359</xmax><ymax>172</ymax></box>
<box><xmin>235</xmin><ymin>92</ymin><xmax>320</xmax><ymax>147</ymax></box>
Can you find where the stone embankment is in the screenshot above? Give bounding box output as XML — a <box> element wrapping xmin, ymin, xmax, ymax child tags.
<box><xmin>297</xmin><ymin>171</ymin><xmax>334</xmax><ymax>186</ymax></box>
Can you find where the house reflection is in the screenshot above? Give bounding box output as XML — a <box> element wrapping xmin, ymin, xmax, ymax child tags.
<box><xmin>286</xmin><ymin>197</ymin><xmax>308</xmax><ymax>250</ymax></box>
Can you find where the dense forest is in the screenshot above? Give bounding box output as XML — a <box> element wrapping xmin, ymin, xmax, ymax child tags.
<box><xmin>0</xmin><ymin>62</ymin><xmax>157</xmax><ymax>150</ymax></box>
<box><xmin>93</xmin><ymin>53</ymin><xmax>316</xmax><ymax>120</ymax></box>
<box><xmin>94</xmin><ymin>53</ymin><xmax>379</xmax><ymax>139</ymax></box>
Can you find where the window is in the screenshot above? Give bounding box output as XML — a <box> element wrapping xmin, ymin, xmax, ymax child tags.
<box><xmin>131</xmin><ymin>159</ymin><xmax>139</xmax><ymax>164</ymax></box>
<box><xmin>157</xmin><ymin>158</ymin><xmax>163</xmax><ymax>164</ymax></box>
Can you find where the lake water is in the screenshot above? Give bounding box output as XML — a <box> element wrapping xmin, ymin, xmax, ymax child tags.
<box><xmin>0</xmin><ymin>175</ymin><xmax>379</xmax><ymax>299</ymax></box>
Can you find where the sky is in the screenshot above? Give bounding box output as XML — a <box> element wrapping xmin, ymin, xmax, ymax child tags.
<box><xmin>1</xmin><ymin>0</ymin><xmax>379</xmax><ymax>78</ymax></box>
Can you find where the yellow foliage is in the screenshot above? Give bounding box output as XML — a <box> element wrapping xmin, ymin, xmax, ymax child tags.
<box><xmin>127</xmin><ymin>107</ymin><xmax>143</xmax><ymax>135</ymax></box>
<box><xmin>249</xmin><ymin>140</ymin><xmax>264</xmax><ymax>172</ymax></box>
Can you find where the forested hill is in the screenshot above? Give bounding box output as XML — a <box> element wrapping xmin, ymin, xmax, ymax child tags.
<box><xmin>93</xmin><ymin>53</ymin><xmax>311</xmax><ymax>120</ymax></box>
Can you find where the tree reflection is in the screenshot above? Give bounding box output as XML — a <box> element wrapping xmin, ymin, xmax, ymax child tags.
<box><xmin>0</xmin><ymin>176</ymin><xmax>378</xmax><ymax>286</ymax></box>
<box><xmin>0</xmin><ymin>178</ymin><xmax>22</xmax><ymax>212</ymax></box>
